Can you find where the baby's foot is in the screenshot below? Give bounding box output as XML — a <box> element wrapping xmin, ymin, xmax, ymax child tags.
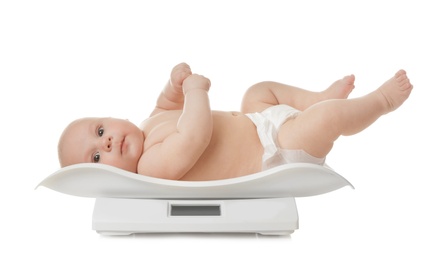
<box><xmin>377</xmin><ymin>69</ymin><xmax>413</xmax><ymax>113</ymax></box>
<box><xmin>321</xmin><ymin>74</ymin><xmax>356</xmax><ymax>100</ymax></box>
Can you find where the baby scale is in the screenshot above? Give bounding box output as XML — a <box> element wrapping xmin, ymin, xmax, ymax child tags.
<box><xmin>37</xmin><ymin>163</ymin><xmax>353</xmax><ymax>236</ymax></box>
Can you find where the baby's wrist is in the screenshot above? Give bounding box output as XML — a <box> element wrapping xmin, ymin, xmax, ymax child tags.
<box><xmin>183</xmin><ymin>88</ymin><xmax>209</xmax><ymax>95</ymax></box>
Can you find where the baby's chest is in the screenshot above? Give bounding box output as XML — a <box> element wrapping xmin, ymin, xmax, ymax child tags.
<box><xmin>140</xmin><ymin>114</ymin><xmax>180</xmax><ymax>149</ymax></box>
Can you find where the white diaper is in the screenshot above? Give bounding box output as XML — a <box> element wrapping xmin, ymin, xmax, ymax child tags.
<box><xmin>246</xmin><ymin>104</ymin><xmax>325</xmax><ymax>170</ymax></box>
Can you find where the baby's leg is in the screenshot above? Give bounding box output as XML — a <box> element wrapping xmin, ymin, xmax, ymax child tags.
<box><xmin>278</xmin><ymin>70</ymin><xmax>413</xmax><ymax>158</ymax></box>
<box><xmin>241</xmin><ymin>75</ymin><xmax>355</xmax><ymax>113</ymax></box>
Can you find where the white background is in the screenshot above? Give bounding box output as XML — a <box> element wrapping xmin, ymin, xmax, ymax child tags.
<box><xmin>1</xmin><ymin>0</ymin><xmax>423</xmax><ymax>259</ymax></box>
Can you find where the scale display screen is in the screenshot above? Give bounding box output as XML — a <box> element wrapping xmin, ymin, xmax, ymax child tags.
<box><xmin>170</xmin><ymin>205</ymin><xmax>221</xmax><ymax>216</ymax></box>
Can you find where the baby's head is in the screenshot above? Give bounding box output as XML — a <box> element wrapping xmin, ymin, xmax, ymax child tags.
<box><xmin>58</xmin><ymin>117</ymin><xmax>144</xmax><ymax>173</ymax></box>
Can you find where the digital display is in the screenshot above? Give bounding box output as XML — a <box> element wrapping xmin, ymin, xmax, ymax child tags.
<box><xmin>170</xmin><ymin>205</ymin><xmax>221</xmax><ymax>216</ymax></box>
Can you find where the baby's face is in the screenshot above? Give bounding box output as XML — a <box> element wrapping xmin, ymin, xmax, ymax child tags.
<box><xmin>58</xmin><ymin>117</ymin><xmax>144</xmax><ymax>173</ymax></box>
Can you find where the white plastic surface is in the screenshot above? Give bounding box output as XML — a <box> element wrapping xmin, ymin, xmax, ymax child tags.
<box><xmin>93</xmin><ymin>197</ymin><xmax>299</xmax><ymax>236</ymax></box>
<box><xmin>37</xmin><ymin>163</ymin><xmax>353</xmax><ymax>199</ymax></box>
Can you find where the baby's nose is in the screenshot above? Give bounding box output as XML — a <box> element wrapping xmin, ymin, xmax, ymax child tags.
<box><xmin>102</xmin><ymin>136</ymin><xmax>112</xmax><ymax>151</ymax></box>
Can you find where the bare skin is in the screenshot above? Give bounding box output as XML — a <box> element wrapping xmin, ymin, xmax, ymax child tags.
<box><xmin>243</xmin><ymin>70</ymin><xmax>412</xmax><ymax>159</ymax></box>
<box><xmin>58</xmin><ymin>63</ymin><xmax>412</xmax><ymax>181</ymax></box>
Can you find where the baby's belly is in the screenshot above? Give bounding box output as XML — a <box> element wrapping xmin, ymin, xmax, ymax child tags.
<box><xmin>180</xmin><ymin>111</ymin><xmax>263</xmax><ymax>181</ymax></box>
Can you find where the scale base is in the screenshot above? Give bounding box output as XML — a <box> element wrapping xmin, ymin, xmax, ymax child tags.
<box><xmin>93</xmin><ymin>197</ymin><xmax>298</xmax><ymax>236</ymax></box>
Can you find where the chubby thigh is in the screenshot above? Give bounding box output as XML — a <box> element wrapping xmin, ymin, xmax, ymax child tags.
<box><xmin>277</xmin><ymin>103</ymin><xmax>336</xmax><ymax>159</ymax></box>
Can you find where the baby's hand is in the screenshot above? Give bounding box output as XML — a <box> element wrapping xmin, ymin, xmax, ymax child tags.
<box><xmin>182</xmin><ymin>74</ymin><xmax>211</xmax><ymax>94</ymax></box>
<box><xmin>170</xmin><ymin>63</ymin><xmax>192</xmax><ymax>92</ymax></box>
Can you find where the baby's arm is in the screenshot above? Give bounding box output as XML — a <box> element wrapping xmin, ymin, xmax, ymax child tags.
<box><xmin>139</xmin><ymin>74</ymin><xmax>213</xmax><ymax>180</ymax></box>
<box><xmin>150</xmin><ymin>63</ymin><xmax>192</xmax><ymax>116</ymax></box>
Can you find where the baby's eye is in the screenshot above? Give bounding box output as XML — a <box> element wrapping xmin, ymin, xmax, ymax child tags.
<box><xmin>97</xmin><ymin>127</ymin><xmax>104</xmax><ymax>137</ymax></box>
<box><xmin>93</xmin><ymin>152</ymin><xmax>100</xmax><ymax>163</ymax></box>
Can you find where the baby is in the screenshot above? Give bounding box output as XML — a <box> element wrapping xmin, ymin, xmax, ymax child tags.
<box><xmin>58</xmin><ymin>63</ymin><xmax>413</xmax><ymax>181</ymax></box>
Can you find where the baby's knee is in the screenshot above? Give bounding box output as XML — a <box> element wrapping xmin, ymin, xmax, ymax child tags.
<box><xmin>241</xmin><ymin>82</ymin><xmax>278</xmax><ymax>113</ymax></box>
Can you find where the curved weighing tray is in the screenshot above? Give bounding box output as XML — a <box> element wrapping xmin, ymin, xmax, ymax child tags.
<box><xmin>36</xmin><ymin>163</ymin><xmax>353</xmax><ymax>199</ymax></box>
